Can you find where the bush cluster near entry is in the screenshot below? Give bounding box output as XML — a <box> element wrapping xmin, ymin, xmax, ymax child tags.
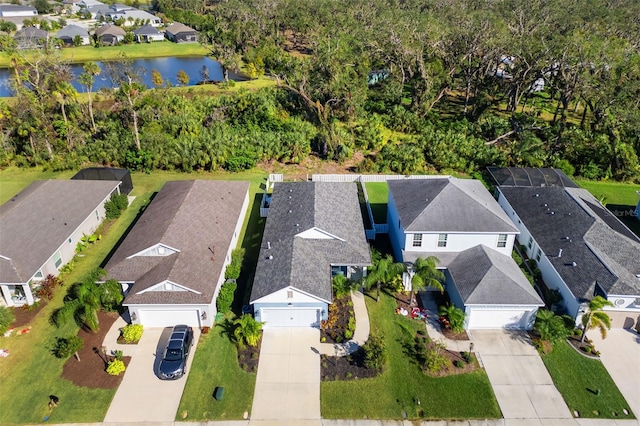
<box><xmin>104</xmin><ymin>193</ymin><xmax>129</xmax><ymax>219</ymax></box>
<box><xmin>120</xmin><ymin>324</ymin><xmax>144</xmax><ymax>343</ymax></box>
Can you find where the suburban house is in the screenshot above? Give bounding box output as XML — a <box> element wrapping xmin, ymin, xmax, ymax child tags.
<box><xmin>104</xmin><ymin>180</ymin><xmax>250</xmax><ymax>328</ymax></box>
<box><xmin>94</xmin><ymin>24</ymin><xmax>125</xmax><ymax>45</ymax></box>
<box><xmin>0</xmin><ymin>4</ymin><xmax>37</xmax><ymax>17</ymax></box>
<box><xmin>133</xmin><ymin>25</ymin><xmax>164</xmax><ymax>43</ymax></box>
<box><xmin>164</xmin><ymin>23</ymin><xmax>197</xmax><ymax>43</ymax></box>
<box><xmin>56</xmin><ymin>24</ymin><xmax>91</xmax><ymax>46</ymax></box>
<box><xmin>497</xmin><ymin>184</ymin><xmax>640</xmax><ymax>328</ymax></box>
<box><xmin>0</xmin><ymin>180</ymin><xmax>121</xmax><ymax>307</ymax></box>
<box><xmin>387</xmin><ymin>177</ymin><xmax>543</xmax><ymax>330</ymax></box>
<box><xmin>14</xmin><ymin>26</ymin><xmax>49</xmax><ymax>49</ymax></box>
<box><xmin>98</xmin><ymin>4</ymin><xmax>162</xmax><ymax>26</ymax></box>
<box><xmin>250</xmin><ymin>182</ymin><xmax>371</xmax><ymax>328</ymax></box>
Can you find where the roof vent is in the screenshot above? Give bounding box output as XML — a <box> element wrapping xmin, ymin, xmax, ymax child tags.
<box><xmin>295</xmin><ymin>223</ymin><xmax>299</xmax><ymax>227</ymax></box>
<box><xmin>535</xmin><ymin>194</ymin><xmax>539</xmax><ymax>197</ymax></box>
<box><xmin>289</xmin><ymin>189</ymin><xmax>293</xmax><ymax>192</ymax></box>
<box><xmin>549</xmin><ymin>211</ymin><xmax>555</xmax><ymax>215</ymax></box>
<box><xmin>267</xmin><ymin>241</ymin><xmax>271</xmax><ymax>250</ymax></box>
<box><xmin>544</xmin><ymin>203</ymin><xmax>548</xmax><ymax>207</ymax></box>
<box><xmin>572</xmin><ymin>262</ymin><xmax>577</xmax><ymax>267</ymax></box>
<box><xmin>288</xmin><ymin>210</ymin><xmax>292</xmax><ymax>213</ymax></box>
<box><xmin>267</xmin><ymin>255</ymin><xmax>273</xmax><ymax>260</ymax></box>
<box><xmin>561</xmin><ymin>236</ymin><xmax>570</xmax><ymax>241</ymax></box>
<box><xmin>558</xmin><ymin>248</ymin><xmax>563</xmax><ymax>258</ymax></box>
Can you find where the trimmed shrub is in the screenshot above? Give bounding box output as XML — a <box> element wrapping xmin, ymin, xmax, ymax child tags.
<box><xmin>120</xmin><ymin>324</ymin><xmax>143</xmax><ymax>344</ymax></box>
<box><xmin>224</xmin><ymin>248</ymin><xmax>245</xmax><ymax>280</ymax></box>
<box><xmin>0</xmin><ymin>306</ymin><xmax>16</xmax><ymax>335</ymax></box>
<box><xmin>216</xmin><ymin>280</ymin><xmax>237</xmax><ymax>313</ymax></box>
<box><xmin>106</xmin><ymin>359</ymin><xmax>126</xmax><ymax>375</ymax></box>
<box><xmin>454</xmin><ymin>360</ymin><xmax>464</xmax><ymax>368</ymax></box>
<box><xmin>363</xmin><ymin>334</ymin><xmax>387</xmax><ymax>371</ymax></box>
<box><xmin>104</xmin><ymin>192</ymin><xmax>129</xmax><ymax>219</ymax></box>
<box><xmin>52</xmin><ymin>335</ymin><xmax>83</xmax><ymax>359</ymax></box>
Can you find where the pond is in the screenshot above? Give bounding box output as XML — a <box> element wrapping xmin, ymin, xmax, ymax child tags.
<box><xmin>0</xmin><ymin>56</ymin><xmax>244</xmax><ymax>97</ymax></box>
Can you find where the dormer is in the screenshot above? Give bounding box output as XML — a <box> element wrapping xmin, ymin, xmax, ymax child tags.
<box><xmin>137</xmin><ymin>280</ymin><xmax>201</xmax><ymax>294</ymax></box>
<box><xmin>126</xmin><ymin>243</ymin><xmax>179</xmax><ymax>259</ymax></box>
<box><xmin>295</xmin><ymin>227</ymin><xmax>345</xmax><ymax>241</ymax></box>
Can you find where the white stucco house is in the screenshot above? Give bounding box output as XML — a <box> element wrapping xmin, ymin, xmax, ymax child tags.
<box><xmin>0</xmin><ymin>4</ymin><xmax>37</xmax><ymax>18</ymax></box>
<box><xmin>0</xmin><ymin>180</ymin><xmax>121</xmax><ymax>307</ymax></box>
<box><xmin>497</xmin><ymin>184</ymin><xmax>640</xmax><ymax>329</ymax></box>
<box><xmin>105</xmin><ymin>180</ymin><xmax>250</xmax><ymax>328</ymax></box>
<box><xmin>250</xmin><ymin>182</ymin><xmax>371</xmax><ymax>328</ymax></box>
<box><xmin>387</xmin><ymin>177</ymin><xmax>544</xmax><ymax>330</ymax></box>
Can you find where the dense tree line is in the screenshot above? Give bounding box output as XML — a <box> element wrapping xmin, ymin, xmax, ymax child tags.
<box><xmin>0</xmin><ymin>0</ymin><xmax>639</xmax><ymax>181</ymax></box>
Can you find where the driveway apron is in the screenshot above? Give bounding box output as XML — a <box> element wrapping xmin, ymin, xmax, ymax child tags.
<box><xmin>589</xmin><ymin>329</ymin><xmax>640</xmax><ymax>419</ymax></box>
<box><xmin>472</xmin><ymin>330</ymin><xmax>573</xmax><ymax>420</ymax></box>
<box><xmin>103</xmin><ymin>327</ymin><xmax>199</xmax><ymax>423</ymax></box>
<box><xmin>251</xmin><ymin>328</ymin><xmax>321</xmax><ymax>421</ymax></box>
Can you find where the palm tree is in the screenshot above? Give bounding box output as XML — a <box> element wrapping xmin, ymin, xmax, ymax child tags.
<box><xmin>409</xmin><ymin>256</ymin><xmax>445</xmax><ymax>306</ymax></box>
<box><xmin>51</xmin><ymin>268</ymin><xmax>123</xmax><ymax>333</ymax></box>
<box><xmin>580</xmin><ymin>296</ymin><xmax>613</xmax><ymax>344</ymax></box>
<box><xmin>233</xmin><ymin>314</ymin><xmax>264</xmax><ymax>347</ymax></box>
<box><xmin>438</xmin><ymin>303</ymin><xmax>466</xmax><ymax>333</ymax></box>
<box><xmin>363</xmin><ymin>249</ymin><xmax>406</xmax><ymax>302</ymax></box>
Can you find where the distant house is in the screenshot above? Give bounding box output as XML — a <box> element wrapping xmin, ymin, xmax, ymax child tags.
<box><xmin>105</xmin><ymin>180</ymin><xmax>250</xmax><ymax>328</ymax></box>
<box><xmin>386</xmin><ymin>177</ymin><xmax>543</xmax><ymax>330</ymax></box>
<box><xmin>0</xmin><ymin>4</ymin><xmax>37</xmax><ymax>18</ymax></box>
<box><xmin>56</xmin><ymin>24</ymin><xmax>90</xmax><ymax>46</ymax></box>
<box><xmin>497</xmin><ymin>184</ymin><xmax>640</xmax><ymax>328</ymax></box>
<box><xmin>99</xmin><ymin>5</ymin><xmax>162</xmax><ymax>27</ymax></box>
<box><xmin>133</xmin><ymin>24</ymin><xmax>164</xmax><ymax>42</ymax></box>
<box><xmin>250</xmin><ymin>182</ymin><xmax>371</xmax><ymax>328</ymax></box>
<box><xmin>14</xmin><ymin>26</ymin><xmax>49</xmax><ymax>49</ymax></box>
<box><xmin>94</xmin><ymin>24</ymin><xmax>125</xmax><ymax>45</ymax></box>
<box><xmin>165</xmin><ymin>23</ymin><xmax>197</xmax><ymax>43</ymax></box>
<box><xmin>0</xmin><ymin>180</ymin><xmax>121</xmax><ymax>307</ymax></box>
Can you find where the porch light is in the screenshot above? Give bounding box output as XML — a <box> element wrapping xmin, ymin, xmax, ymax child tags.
<box><xmin>201</xmin><ymin>311</ymin><xmax>207</xmax><ymax>320</ymax></box>
<box><xmin>130</xmin><ymin>312</ymin><xmax>137</xmax><ymax>321</ymax></box>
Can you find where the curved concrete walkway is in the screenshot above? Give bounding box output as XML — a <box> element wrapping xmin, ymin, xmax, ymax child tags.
<box><xmin>320</xmin><ymin>290</ymin><xmax>370</xmax><ymax>356</ymax></box>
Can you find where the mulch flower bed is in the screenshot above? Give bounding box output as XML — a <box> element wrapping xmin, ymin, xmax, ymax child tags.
<box><xmin>237</xmin><ymin>334</ymin><xmax>262</xmax><ymax>373</ymax></box>
<box><xmin>320</xmin><ymin>295</ymin><xmax>354</xmax><ymax>344</ymax></box>
<box><xmin>10</xmin><ymin>302</ymin><xmax>47</xmax><ymax>329</ymax></box>
<box><xmin>566</xmin><ymin>335</ymin><xmax>600</xmax><ymax>357</ymax></box>
<box><xmin>413</xmin><ymin>330</ymin><xmax>479</xmax><ymax>377</ymax></box>
<box><xmin>321</xmin><ymin>349</ymin><xmax>380</xmax><ymax>381</ymax></box>
<box><xmin>61</xmin><ymin>311</ymin><xmax>130</xmax><ymax>389</ymax></box>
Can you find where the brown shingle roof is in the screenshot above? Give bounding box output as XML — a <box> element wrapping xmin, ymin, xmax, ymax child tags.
<box><xmin>105</xmin><ymin>180</ymin><xmax>250</xmax><ymax>305</ymax></box>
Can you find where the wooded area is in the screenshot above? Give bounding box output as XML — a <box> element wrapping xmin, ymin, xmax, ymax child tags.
<box><xmin>1</xmin><ymin>0</ymin><xmax>639</xmax><ymax>182</ymax></box>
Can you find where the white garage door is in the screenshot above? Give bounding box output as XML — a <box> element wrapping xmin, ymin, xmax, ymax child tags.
<box><xmin>138</xmin><ymin>309</ymin><xmax>200</xmax><ymax>328</ymax></box>
<box><xmin>467</xmin><ymin>309</ymin><xmax>531</xmax><ymax>330</ymax></box>
<box><xmin>261</xmin><ymin>308</ymin><xmax>320</xmax><ymax>328</ymax></box>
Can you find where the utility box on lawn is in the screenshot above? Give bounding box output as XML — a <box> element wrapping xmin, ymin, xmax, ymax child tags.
<box><xmin>213</xmin><ymin>386</ymin><xmax>224</xmax><ymax>401</ymax></box>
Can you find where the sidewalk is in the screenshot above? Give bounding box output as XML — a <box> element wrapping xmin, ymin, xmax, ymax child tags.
<box><xmin>320</xmin><ymin>290</ymin><xmax>370</xmax><ymax>356</ymax></box>
<box><xmin>419</xmin><ymin>292</ymin><xmax>472</xmax><ymax>353</ymax></box>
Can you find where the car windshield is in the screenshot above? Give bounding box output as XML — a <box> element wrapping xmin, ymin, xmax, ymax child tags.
<box><xmin>164</xmin><ymin>348</ymin><xmax>183</xmax><ymax>362</ymax></box>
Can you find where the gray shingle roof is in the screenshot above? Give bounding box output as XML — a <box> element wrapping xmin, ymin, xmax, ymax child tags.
<box><xmin>105</xmin><ymin>180</ymin><xmax>250</xmax><ymax>306</ymax></box>
<box><xmin>250</xmin><ymin>182</ymin><xmax>371</xmax><ymax>303</ymax></box>
<box><xmin>0</xmin><ymin>180</ymin><xmax>120</xmax><ymax>283</ymax></box>
<box><xmin>447</xmin><ymin>245</ymin><xmax>543</xmax><ymax>305</ymax></box>
<box><xmin>14</xmin><ymin>26</ymin><xmax>48</xmax><ymax>39</ymax></box>
<box><xmin>165</xmin><ymin>23</ymin><xmax>195</xmax><ymax>35</ymax></box>
<box><xmin>388</xmin><ymin>178</ymin><xmax>518</xmax><ymax>233</ymax></box>
<box><xmin>56</xmin><ymin>24</ymin><xmax>89</xmax><ymax>38</ymax></box>
<box><xmin>95</xmin><ymin>24</ymin><xmax>125</xmax><ymax>36</ymax></box>
<box><xmin>498</xmin><ymin>186</ymin><xmax>640</xmax><ymax>300</ymax></box>
<box><xmin>132</xmin><ymin>24</ymin><xmax>161</xmax><ymax>35</ymax></box>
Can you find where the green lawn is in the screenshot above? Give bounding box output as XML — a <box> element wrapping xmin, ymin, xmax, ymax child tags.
<box><xmin>0</xmin><ymin>43</ymin><xmax>210</xmax><ymax>67</ymax></box>
<box><xmin>364</xmin><ymin>182</ymin><xmax>388</xmax><ymax>224</ymax></box>
<box><xmin>321</xmin><ymin>293</ymin><xmax>501</xmax><ymax>420</ymax></box>
<box><xmin>176</xmin><ymin>318</ymin><xmax>256</xmax><ymax>421</ymax></box>
<box><xmin>541</xmin><ymin>341</ymin><xmax>635</xmax><ymax>419</ymax></box>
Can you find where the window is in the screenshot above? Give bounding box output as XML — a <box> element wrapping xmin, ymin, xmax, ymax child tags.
<box><xmin>497</xmin><ymin>234</ymin><xmax>508</xmax><ymax>248</ymax></box>
<box><xmin>287</xmin><ymin>290</ymin><xmax>293</xmax><ymax>299</ymax></box>
<box><xmin>536</xmin><ymin>248</ymin><xmax>542</xmax><ymax>262</ymax></box>
<box><xmin>53</xmin><ymin>251</ymin><xmax>62</xmax><ymax>269</ymax></box>
<box><xmin>95</xmin><ymin>210</ymin><xmax>100</xmax><ymax>220</ymax></box>
<box><xmin>437</xmin><ymin>234</ymin><xmax>448</xmax><ymax>248</ymax></box>
<box><xmin>68</xmin><ymin>237</ymin><xmax>73</xmax><ymax>244</ymax></box>
<box><xmin>34</xmin><ymin>270</ymin><xmax>43</xmax><ymax>279</ymax></box>
<box><xmin>528</xmin><ymin>236</ymin><xmax>533</xmax><ymax>249</ymax></box>
<box><xmin>412</xmin><ymin>234</ymin><xmax>422</xmax><ymax>247</ymax></box>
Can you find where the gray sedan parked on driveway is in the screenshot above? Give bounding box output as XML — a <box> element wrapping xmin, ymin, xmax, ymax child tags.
<box><xmin>157</xmin><ymin>324</ymin><xmax>194</xmax><ymax>380</ymax></box>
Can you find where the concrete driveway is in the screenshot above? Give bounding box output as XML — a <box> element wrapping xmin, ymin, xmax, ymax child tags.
<box><xmin>589</xmin><ymin>329</ymin><xmax>640</xmax><ymax>418</ymax></box>
<box><xmin>251</xmin><ymin>328</ymin><xmax>321</xmax><ymax>421</ymax></box>
<box><xmin>471</xmin><ymin>330</ymin><xmax>573</xmax><ymax>420</ymax></box>
<box><xmin>103</xmin><ymin>327</ymin><xmax>200</xmax><ymax>423</ymax></box>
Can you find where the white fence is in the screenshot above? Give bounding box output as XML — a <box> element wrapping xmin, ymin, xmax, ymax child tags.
<box><xmin>312</xmin><ymin>174</ymin><xmax>451</xmax><ymax>183</ymax></box>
